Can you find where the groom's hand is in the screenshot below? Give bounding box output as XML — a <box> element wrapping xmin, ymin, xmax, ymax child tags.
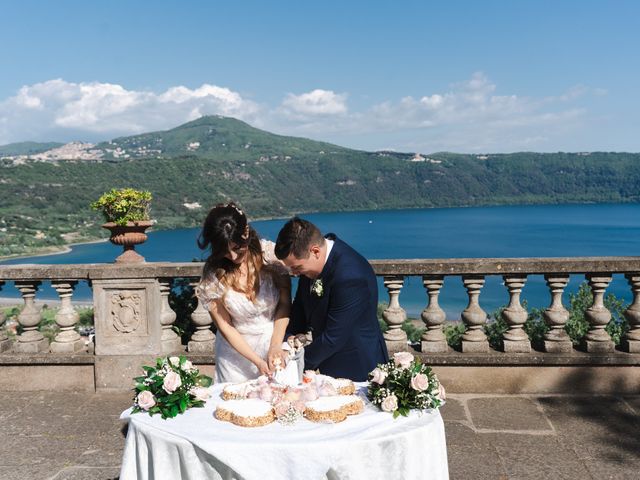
<box><xmin>267</xmin><ymin>346</ymin><xmax>289</xmax><ymax>370</ymax></box>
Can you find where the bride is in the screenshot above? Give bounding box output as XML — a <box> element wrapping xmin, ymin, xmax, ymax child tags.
<box><xmin>195</xmin><ymin>202</ymin><xmax>291</xmax><ymax>383</ymax></box>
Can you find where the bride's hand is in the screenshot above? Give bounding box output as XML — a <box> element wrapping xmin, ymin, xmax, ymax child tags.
<box><xmin>255</xmin><ymin>359</ymin><xmax>272</xmax><ymax>376</ymax></box>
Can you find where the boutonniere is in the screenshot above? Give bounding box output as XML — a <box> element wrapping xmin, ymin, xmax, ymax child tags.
<box><xmin>311</xmin><ymin>278</ymin><xmax>324</xmax><ymax>297</ymax></box>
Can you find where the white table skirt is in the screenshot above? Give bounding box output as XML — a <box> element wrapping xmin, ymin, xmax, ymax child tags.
<box><xmin>120</xmin><ymin>383</ymin><xmax>449</xmax><ymax>480</ymax></box>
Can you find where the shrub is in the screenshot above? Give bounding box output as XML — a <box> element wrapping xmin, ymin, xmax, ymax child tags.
<box><xmin>90</xmin><ymin>188</ymin><xmax>152</xmax><ymax>226</ymax></box>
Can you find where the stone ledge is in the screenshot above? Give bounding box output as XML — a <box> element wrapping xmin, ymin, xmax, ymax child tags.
<box><xmin>0</xmin><ymin>353</ymin><xmax>95</xmax><ymax>365</ymax></box>
<box><xmin>418</xmin><ymin>349</ymin><xmax>640</xmax><ymax>366</ymax></box>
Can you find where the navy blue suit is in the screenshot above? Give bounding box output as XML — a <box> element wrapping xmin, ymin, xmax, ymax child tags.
<box><xmin>288</xmin><ymin>235</ymin><xmax>389</xmax><ymax>381</ymax></box>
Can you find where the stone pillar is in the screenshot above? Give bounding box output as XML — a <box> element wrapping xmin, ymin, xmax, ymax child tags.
<box><xmin>461</xmin><ymin>275</ymin><xmax>489</xmax><ymax>353</ymax></box>
<box><xmin>382</xmin><ymin>275</ymin><xmax>408</xmax><ymax>353</ymax></box>
<box><xmin>543</xmin><ymin>275</ymin><xmax>572</xmax><ymax>352</ymax></box>
<box><xmin>50</xmin><ymin>281</ymin><xmax>85</xmax><ymax>353</ymax></box>
<box><xmin>0</xmin><ymin>281</ymin><xmax>11</xmax><ymax>353</ymax></box>
<box><xmin>92</xmin><ymin>278</ymin><xmax>162</xmax><ymax>390</ymax></box>
<box><xmin>421</xmin><ymin>275</ymin><xmax>447</xmax><ymax>353</ymax></box>
<box><xmin>188</xmin><ymin>279</ymin><xmax>215</xmax><ymax>353</ymax></box>
<box><xmin>159</xmin><ymin>278</ymin><xmax>183</xmax><ymax>354</ymax></box>
<box><xmin>583</xmin><ymin>274</ymin><xmax>614</xmax><ymax>353</ymax></box>
<box><xmin>501</xmin><ymin>275</ymin><xmax>531</xmax><ymax>353</ymax></box>
<box><xmin>14</xmin><ymin>281</ymin><xmax>49</xmax><ymax>353</ymax></box>
<box><xmin>622</xmin><ymin>274</ymin><xmax>640</xmax><ymax>353</ymax></box>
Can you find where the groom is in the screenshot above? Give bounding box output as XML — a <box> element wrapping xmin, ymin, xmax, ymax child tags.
<box><xmin>275</xmin><ymin>217</ymin><xmax>389</xmax><ymax>381</ymax></box>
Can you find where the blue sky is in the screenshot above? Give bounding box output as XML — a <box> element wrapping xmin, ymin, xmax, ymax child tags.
<box><xmin>1</xmin><ymin>0</ymin><xmax>638</xmax><ymax>152</ymax></box>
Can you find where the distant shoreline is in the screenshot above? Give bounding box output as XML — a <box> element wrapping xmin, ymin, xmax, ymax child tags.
<box><xmin>0</xmin><ymin>237</ymin><xmax>109</xmax><ymax>263</ymax></box>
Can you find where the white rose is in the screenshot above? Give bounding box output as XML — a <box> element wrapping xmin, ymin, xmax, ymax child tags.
<box><xmin>169</xmin><ymin>356</ymin><xmax>181</xmax><ymax>367</ymax></box>
<box><xmin>189</xmin><ymin>386</ymin><xmax>211</xmax><ymax>401</ymax></box>
<box><xmin>381</xmin><ymin>394</ymin><xmax>398</xmax><ymax>413</ymax></box>
<box><xmin>162</xmin><ymin>371</ymin><xmax>182</xmax><ymax>393</ymax></box>
<box><xmin>183</xmin><ymin>360</ymin><xmax>194</xmax><ymax>372</ymax></box>
<box><xmin>393</xmin><ymin>352</ymin><xmax>414</xmax><ymax>369</ymax></box>
<box><xmin>370</xmin><ymin>367</ymin><xmax>387</xmax><ymax>384</ymax></box>
<box><xmin>410</xmin><ymin>373</ymin><xmax>429</xmax><ymax>391</ymax></box>
<box><xmin>137</xmin><ymin>390</ymin><xmax>156</xmax><ymax>411</ymax></box>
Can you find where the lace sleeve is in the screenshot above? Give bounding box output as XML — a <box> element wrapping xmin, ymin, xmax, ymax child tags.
<box><xmin>260</xmin><ymin>239</ymin><xmax>291</xmax><ymax>276</ymax></box>
<box><xmin>195</xmin><ymin>275</ymin><xmax>225</xmax><ymax>311</ymax></box>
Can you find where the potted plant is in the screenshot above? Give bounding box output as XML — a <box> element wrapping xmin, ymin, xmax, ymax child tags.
<box><xmin>91</xmin><ymin>188</ymin><xmax>154</xmax><ymax>263</ymax></box>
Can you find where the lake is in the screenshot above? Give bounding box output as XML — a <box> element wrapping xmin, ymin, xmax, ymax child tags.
<box><xmin>3</xmin><ymin>203</ymin><xmax>640</xmax><ymax>318</ymax></box>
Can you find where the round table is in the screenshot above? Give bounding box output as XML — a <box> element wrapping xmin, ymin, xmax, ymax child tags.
<box><xmin>119</xmin><ymin>383</ymin><xmax>449</xmax><ymax>480</ymax></box>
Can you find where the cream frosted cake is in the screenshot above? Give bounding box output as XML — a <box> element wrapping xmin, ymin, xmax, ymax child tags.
<box><xmin>304</xmin><ymin>395</ymin><xmax>364</xmax><ymax>423</ymax></box>
<box><xmin>215</xmin><ymin>398</ymin><xmax>276</xmax><ymax>427</ymax></box>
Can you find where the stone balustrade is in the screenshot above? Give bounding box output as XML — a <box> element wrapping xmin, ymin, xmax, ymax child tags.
<box><xmin>1</xmin><ymin>257</ymin><xmax>640</xmax><ymax>393</ymax></box>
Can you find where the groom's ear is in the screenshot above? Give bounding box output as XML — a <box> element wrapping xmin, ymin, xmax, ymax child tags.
<box><xmin>309</xmin><ymin>244</ymin><xmax>321</xmax><ymax>259</ymax></box>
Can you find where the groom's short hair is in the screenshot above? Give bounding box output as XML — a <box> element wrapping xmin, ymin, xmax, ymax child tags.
<box><xmin>275</xmin><ymin>217</ymin><xmax>324</xmax><ymax>259</ymax></box>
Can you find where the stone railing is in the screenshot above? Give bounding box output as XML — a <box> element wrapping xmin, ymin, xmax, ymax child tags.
<box><xmin>1</xmin><ymin>257</ymin><xmax>639</xmax><ymax>393</ymax></box>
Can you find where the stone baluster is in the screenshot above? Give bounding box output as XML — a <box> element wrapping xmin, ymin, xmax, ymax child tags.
<box><xmin>583</xmin><ymin>274</ymin><xmax>614</xmax><ymax>352</ymax></box>
<box><xmin>159</xmin><ymin>278</ymin><xmax>183</xmax><ymax>353</ymax></box>
<box><xmin>622</xmin><ymin>274</ymin><xmax>640</xmax><ymax>353</ymax></box>
<box><xmin>50</xmin><ymin>281</ymin><xmax>84</xmax><ymax>353</ymax></box>
<box><xmin>14</xmin><ymin>281</ymin><xmax>48</xmax><ymax>353</ymax></box>
<box><xmin>421</xmin><ymin>275</ymin><xmax>447</xmax><ymax>353</ymax></box>
<box><xmin>501</xmin><ymin>275</ymin><xmax>531</xmax><ymax>352</ymax></box>
<box><xmin>461</xmin><ymin>275</ymin><xmax>489</xmax><ymax>352</ymax></box>
<box><xmin>0</xmin><ymin>281</ymin><xmax>10</xmax><ymax>352</ymax></box>
<box><xmin>188</xmin><ymin>278</ymin><xmax>215</xmax><ymax>353</ymax></box>
<box><xmin>543</xmin><ymin>275</ymin><xmax>572</xmax><ymax>352</ymax></box>
<box><xmin>382</xmin><ymin>276</ymin><xmax>408</xmax><ymax>353</ymax></box>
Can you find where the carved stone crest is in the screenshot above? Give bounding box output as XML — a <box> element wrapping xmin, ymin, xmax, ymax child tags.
<box><xmin>111</xmin><ymin>292</ymin><xmax>142</xmax><ymax>333</ymax></box>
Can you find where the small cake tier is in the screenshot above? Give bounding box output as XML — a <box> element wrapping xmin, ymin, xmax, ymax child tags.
<box><xmin>221</xmin><ymin>381</ymin><xmax>255</xmax><ymax>401</ymax></box>
<box><xmin>215</xmin><ymin>399</ymin><xmax>275</xmax><ymax>427</ymax></box>
<box><xmin>304</xmin><ymin>395</ymin><xmax>364</xmax><ymax>423</ymax></box>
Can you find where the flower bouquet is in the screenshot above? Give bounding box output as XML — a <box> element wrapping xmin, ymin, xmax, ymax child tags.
<box><xmin>367</xmin><ymin>352</ymin><xmax>445</xmax><ymax>418</ymax></box>
<box><xmin>132</xmin><ymin>355</ymin><xmax>213</xmax><ymax>419</ymax></box>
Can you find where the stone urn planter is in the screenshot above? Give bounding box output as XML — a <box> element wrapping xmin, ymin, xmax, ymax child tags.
<box><xmin>103</xmin><ymin>220</ymin><xmax>154</xmax><ymax>263</ymax></box>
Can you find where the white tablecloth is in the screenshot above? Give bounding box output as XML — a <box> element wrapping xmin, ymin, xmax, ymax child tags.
<box><xmin>119</xmin><ymin>383</ymin><xmax>449</xmax><ymax>480</ymax></box>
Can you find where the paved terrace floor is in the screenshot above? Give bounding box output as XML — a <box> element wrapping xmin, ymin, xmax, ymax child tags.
<box><xmin>0</xmin><ymin>391</ymin><xmax>638</xmax><ymax>480</ymax></box>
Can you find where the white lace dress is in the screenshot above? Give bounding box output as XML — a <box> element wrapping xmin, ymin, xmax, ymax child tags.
<box><xmin>196</xmin><ymin>240</ymin><xmax>287</xmax><ymax>383</ymax></box>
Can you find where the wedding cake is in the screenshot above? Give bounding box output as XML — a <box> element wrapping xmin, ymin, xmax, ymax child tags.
<box><xmin>215</xmin><ymin>370</ymin><xmax>362</xmax><ymax>426</ymax></box>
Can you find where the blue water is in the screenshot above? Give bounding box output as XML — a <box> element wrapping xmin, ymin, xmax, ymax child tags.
<box><xmin>3</xmin><ymin>203</ymin><xmax>640</xmax><ymax>317</ymax></box>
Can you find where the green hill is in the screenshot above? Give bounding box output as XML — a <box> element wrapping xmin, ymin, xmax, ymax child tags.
<box><xmin>1</xmin><ymin>116</ymin><xmax>639</xmax><ymax>258</ymax></box>
<box><xmin>96</xmin><ymin>115</ymin><xmax>353</xmax><ymax>160</ymax></box>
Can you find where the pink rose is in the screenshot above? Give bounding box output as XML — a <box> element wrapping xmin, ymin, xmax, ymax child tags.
<box><xmin>318</xmin><ymin>383</ymin><xmax>337</xmax><ymax>397</ymax></box>
<box><xmin>410</xmin><ymin>373</ymin><xmax>429</xmax><ymax>392</ymax></box>
<box><xmin>293</xmin><ymin>400</ymin><xmax>306</xmax><ymax>413</ymax></box>
<box><xmin>437</xmin><ymin>383</ymin><xmax>446</xmax><ymax>401</ymax></box>
<box><xmin>393</xmin><ymin>352</ymin><xmax>414</xmax><ymax>369</ymax></box>
<box><xmin>259</xmin><ymin>385</ymin><xmax>273</xmax><ymax>402</ymax></box>
<box><xmin>162</xmin><ymin>371</ymin><xmax>182</xmax><ymax>393</ymax></box>
<box><xmin>189</xmin><ymin>387</ymin><xmax>211</xmax><ymax>401</ymax></box>
<box><xmin>381</xmin><ymin>394</ymin><xmax>398</xmax><ymax>413</ymax></box>
<box><xmin>370</xmin><ymin>367</ymin><xmax>387</xmax><ymax>385</ymax></box>
<box><xmin>301</xmin><ymin>386</ymin><xmax>319</xmax><ymax>402</ymax></box>
<box><xmin>137</xmin><ymin>390</ymin><xmax>156</xmax><ymax>411</ymax></box>
<box><xmin>274</xmin><ymin>400</ymin><xmax>291</xmax><ymax>417</ymax></box>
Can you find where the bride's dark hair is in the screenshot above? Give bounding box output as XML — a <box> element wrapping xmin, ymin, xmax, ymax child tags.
<box><xmin>198</xmin><ymin>202</ymin><xmax>264</xmax><ymax>301</ymax></box>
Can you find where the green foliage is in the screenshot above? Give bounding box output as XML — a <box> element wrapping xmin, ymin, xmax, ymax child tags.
<box><xmin>566</xmin><ymin>281</ymin><xmax>628</xmax><ymax>345</ymax></box>
<box><xmin>169</xmin><ymin>278</ymin><xmax>199</xmax><ymax>344</ymax></box>
<box><xmin>90</xmin><ymin>188</ymin><xmax>152</xmax><ymax>226</ymax></box>
<box><xmin>443</xmin><ymin>323</ymin><xmax>466</xmax><ymax>350</ymax></box>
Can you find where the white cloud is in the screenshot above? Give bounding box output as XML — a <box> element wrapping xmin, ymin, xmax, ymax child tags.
<box><xmin>0</xmin><ymin>79</ymin><xmax>260</xmax><ymax>143</ymax></box>
<box><xmin>0</xmin><ymin>74</ymin><xmax>606</xmax><ymax>152</ymax></box>
<box><xmin>281</xmin><ymin>89</ymin><xmax>347</xmax><ymax>116</ymax></box>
